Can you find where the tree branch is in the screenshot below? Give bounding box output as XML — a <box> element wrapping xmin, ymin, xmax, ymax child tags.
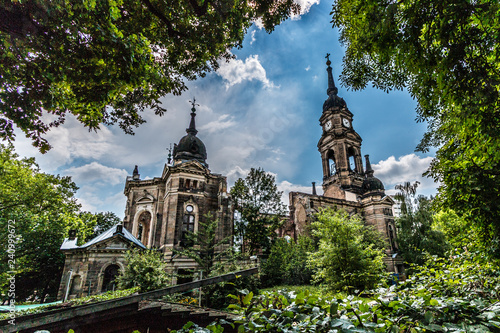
<box><xmin>188</xmin><ymin>0</ymin><xmax>209</xmax><ymax>17</ymax></box>
<box><xmin>141</xmin><ymin>0</ymin><xmax>186</xmax><ymax>38</ymax></box>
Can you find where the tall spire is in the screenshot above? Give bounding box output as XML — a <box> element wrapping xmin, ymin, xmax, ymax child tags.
<box><xmin>364</xmin><ymin>155</ymin><xmax>374</xmax><ymax>177</ymax></box>
<box><xmin>187</xmin><ymin>98</ymin><xmax>199</xmax><ymax>135</ymax></box>
<box><xmin>325</xmin><ymin>53</ymin><xmax>338</xmax><ymax>96</ymax></box>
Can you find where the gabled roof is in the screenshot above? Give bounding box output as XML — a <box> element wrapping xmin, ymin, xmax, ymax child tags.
<box><xmin>61</xmin><ymin>225</ymin><xmax>146</xmax><ymax>250</ymax></box>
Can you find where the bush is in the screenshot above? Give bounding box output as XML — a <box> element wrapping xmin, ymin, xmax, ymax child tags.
<box><xmin>173</xmin><ymin>250</ymin><xmax>500</xmax><ymax>332</ymax></box>
<box><xmin>261</xmin><ymin>236</ymin><xmax>315</xmax><ymax>287</ymax></box>
<box><xmin>308</xmin><ymin>208</ymin><xmax>387</xmax><ymax>292</ymax></box>
<box><xmin>116</xmin><ymin>249</ymin><xmax>170</xmax><ymax>292</ymax></box>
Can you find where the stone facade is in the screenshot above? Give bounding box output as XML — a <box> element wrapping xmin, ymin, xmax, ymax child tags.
<box><xmin>286</xmin><ymin>56</ymin><xmax>404</xmax><ymax>275</ymax></box>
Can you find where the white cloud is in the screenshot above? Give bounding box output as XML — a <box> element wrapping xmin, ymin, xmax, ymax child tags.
<box><xmin>292</xmin><ymin>0</ymin><xmax>321</xmax><ymax>18</ymax></box>
<box><xmin>305</xmin><ymin>66</ymin><xmax>311</xmax><ymax>71</ymax></box>
<box><xmin>64</xmin><ymin>162</ymin><xmax>128</xmax><ymax>186</ymax></box>
<box><xmin>199</xmin><ymin>114</ymin><xmax>236</xmax><ymax>133</ymax></box>
<box><xmin>225</xmin><ymin>165</ymin><xmax>251</xmax><ymax>186</ymax></box>
<box><xmin>250</xmin><ymin>30</ymin><xmax>257</xmax><ymax>44</ymax></box>
<box><xmin>12</xmin><ymin>115</ymin><xmax>118</xmax><ymax>171</ymax></box>
<box><xmin>372</xmin><ymin>154</ymin><xmax>437</xmax><ymax>195</ymax></box>
<box><xmin>253</xmin><ymin>18</ymin><xmax>264</xmax><ymax>30</ymax></box>
<box><xmin>217</xmin><ymin>55</ymin><xmax>276</xmax><ymax>89</ymax></box>
<box><xmin>278</xmin><ymin>180</ymin><xmax>323</xmax><ymax>207</ymax></box>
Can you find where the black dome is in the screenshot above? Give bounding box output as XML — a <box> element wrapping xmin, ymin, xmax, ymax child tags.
<box><xmin>174</xmin><ymin>133</ymin><xmax>207</xmax><ymax>164</ymax></box>
<box><xmin>362</xmin><ymin>176</ymin><xmax>385</xmax><ymax>192</ymax></box>
<box><xmin>323</xmin><ymin>94</ymin><xmax>347</xmax><ymax>111</ymax></box>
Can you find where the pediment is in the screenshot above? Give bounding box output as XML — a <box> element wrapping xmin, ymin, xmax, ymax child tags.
<box><xmin>380</xmin><ymin>195</ymin><xmax>395</xmax><ymax>205</ymax></box>
<box><xmin>88</xmin><ymin>234</ymin><xmax>139</xmax><ymax>251</ymax></box>
<box><xmin>136</xmin><ymin>195</ymin><xmax>154</xmax><ymax>203</ymax></box>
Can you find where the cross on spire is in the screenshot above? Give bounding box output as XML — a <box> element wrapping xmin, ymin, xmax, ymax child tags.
<box><xmin>189</xmin><ymin>98</ymin><xmax>199</xmax><ymax>112</ymax></box>
<box><xmin>325</xmin><ymin>53</ymin><xmax>332</xmax><ymax>67</ymax></box>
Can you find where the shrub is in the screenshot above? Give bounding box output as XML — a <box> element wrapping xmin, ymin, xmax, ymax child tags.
<box><xmin>116</xmin><ymin>249</ymin><xmax>170</xmax><ymax>292</ymax></box>
<box><xmin>308</xmin><ymin>208</ymin><xmax>387</xmax><ymax>292</ymax></box>
<box><xmin>261</xmin><ymin>236</ymin><xmax>315</xmax><ymax>287</ymax></box>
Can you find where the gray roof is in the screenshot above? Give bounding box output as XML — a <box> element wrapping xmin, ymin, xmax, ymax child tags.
<box><xmin>61</xmin><ymin>225</ymin><xmax>146</xmax><ymax>250</ymax></box>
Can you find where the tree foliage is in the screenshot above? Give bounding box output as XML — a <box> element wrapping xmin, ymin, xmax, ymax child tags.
<box><xmin>261</xmin><ymin>236</ymin><xmax>315</xmax><ymax>287</ymax></box>
<box><xmin>0</xmin><ymin>0</ymin><xmax>298</xmax><ymax>152</ymax></box>
<box><xmin>0</xmin><ymin>144</ymin><xmax>91</xmax><ymax>302</ymax></box>
<box><xmin>230</xmin><ymin>167</ymin><xmax>286</xmax><ymax>255</ymax></box>
<box><xmin>79</xmin><ymin>211</ymin><xmax>122</xmax><ymax>242</ymax></box>
<box><xmin>308</xmin><ymin>208</ymin><xmax>386</xmax><ymax>292</ymax></box>
<box><xmin>394</xmin><ymin>182</ymin><xmax>448</xmax><ymax>266</ymax></box>
<box><xmin>174</xmin><ymin>212</ymin><xmax>232</xmax><ymax>278</ymax></box>
<box><xmin>433</xmin><ymin>209</ymin><xmax>482</xmax><ymax>250</ymax></box>
<box><xmin>175</xmin><ymin>250</ymin><xmax>500</xmax><ymax>333</ymax></box>
<box><xmin>331</xmin><ymin>0</ymin><xmax>500</xmax><ymax>242</ymax></box>
<box><xmin>116</xmin><ymin>249</ymin><xmax>170</xmax><ymax>292</ymax></box>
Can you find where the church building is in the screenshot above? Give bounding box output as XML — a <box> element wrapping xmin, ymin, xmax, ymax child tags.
<box><xmin>58</xmin><ymin>102</ymin><xmax>233</xmax><ymax>299</ymax></box>
<box><xmin>122</xmin><ymin>101</ymin><xmax>233</xmax><ymax>272</ymax></box>
<box><xmin>285</xmin><ymin>56</ymin><xmax>404</xmax><ymax>274</ymax></box>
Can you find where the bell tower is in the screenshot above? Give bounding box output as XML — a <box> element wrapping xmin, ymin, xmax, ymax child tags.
<box><xmin>318</xmin><ymin>54</ymin><xmax>365</xmax><ymax>195</ymax></box>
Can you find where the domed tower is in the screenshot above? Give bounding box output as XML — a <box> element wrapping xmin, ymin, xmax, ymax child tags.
<box><xmin>173</xmin><ymin>101</ymin><xmax>208</xmax><ymax>167</ymax></box>
<box><xmin>362</xmin><ymin>155</ymin><xmax>385</xmax><ymax>195</ymax></box>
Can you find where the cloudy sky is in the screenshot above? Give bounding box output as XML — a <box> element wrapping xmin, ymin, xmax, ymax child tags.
<box><xmin>13</xmin><ymin>0</ymin><xmax>437</xmax><ymax>217</ymax></box>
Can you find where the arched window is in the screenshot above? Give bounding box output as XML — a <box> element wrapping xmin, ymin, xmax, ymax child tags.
<box><xmin>181</xmin><ymin>205</ymin><xmax>196</xmax><ymax>247</ymax></box>
<box><xmin>69</xmin><ymin>275</ymin><xmax>82</xmax><ymax>296</ymax></box>
<box><xmin>349</xmin><ymin>155</ymin><xmax>355</xmax><ymax>171</ymax></box>
<box><xmin>388</xmin><ymin>224</ymin><xmax>398</xmax><ymax>252</ymax></box>
<box><xmin>347</xmin><ymin>147</ymin><xmax>356</xmax><ymax>172</ymax></box>
<box><xmin>137</xmin><ymin>211</ymin><xmax>151</xmax><ymax>246</ymax></box>
<box><xmin>138</xmin><ymin>223</ymin><xmax>143</xmax><ymax>241</ymax></box>
<box><xmin>102</xmin><ymin>264</ymin><xmax>120</xmax><ymax>292</ymax></box>
<box><xmin>327</xmin><ymin>150</ymin><xmax>336</xmax><ymax>176</ymax></box>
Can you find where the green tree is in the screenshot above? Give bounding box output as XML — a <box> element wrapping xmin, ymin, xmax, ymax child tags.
<box><xmin>0</xmin><ymin>144</ymin><xmax>92</xmax><ymax>302</ymax></box>
<box><xmin>307</xmin><ymin>208</ymin><xmax>386</xmax><ymax>291</ymax></box>
<box><xmin>79</xmin><ymin>211</ymin><xmax>122</xmax><ymax>242</ymax></box>
<box><xmin>116</xmin><ymin>249</ymin><xmax>170</xmax><ymax>292</ymax></box>
<box><xmin>1</xmin><ymin>0</ymin><xmax>298</xmax><ymax>152</ymax></box>
<box><xmin>331</xmin><ymin>0</ymin><xmax>500</xmax><ymax>244</ymax></box>
<box><xmin>394</xmin><ymin>182</ymin><xmax>448</xmax><ymax>266</ymax></box>
<box><xmin>261</xmin><ymin>236</ymin><xmax>315</xmax><ymax>287</ymax></box>
<box><xmin>433</xmin><ymin>209</ymin><xmax>485</xmax><ymax>251</ymax></box>
<box><xmin>230</xmin><ymin>167</ymin><xmax>286</xmax><ymax>255</ymax></box>
<box><xmin>174</xmin><ymin>213</ymin><xmax>232</xmax><ymax>278</ymax></box>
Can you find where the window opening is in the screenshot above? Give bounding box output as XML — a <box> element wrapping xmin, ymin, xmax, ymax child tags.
<box><xmin>102</xmin><ymin>264</ymin><xmax>120</xmax><ymax>292</ymax></box>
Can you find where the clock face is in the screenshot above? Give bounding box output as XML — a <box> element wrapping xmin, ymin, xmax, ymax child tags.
<box><xmin>324</xmin><ymin>120</ymin><xmax>332</xmax><ymax>131</ymax></box>
<box><xmin>342</xmin><ymin>118</ymin><xmax>350</xmax><ymax>128</ymax></box>
<box><xmin>186</xmin><ymin>205</ymin><xmax>194</xmax><ymax>213</ymax></box>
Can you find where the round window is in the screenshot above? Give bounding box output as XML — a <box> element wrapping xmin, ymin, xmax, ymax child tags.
<box><xmin>186</xmin><ymin>205</ymin><xmax>194</xmax><ymax>212</ymax></box>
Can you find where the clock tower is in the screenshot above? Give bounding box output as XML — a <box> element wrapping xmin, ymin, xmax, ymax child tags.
<box><xmin>318</xmin><ymin>55</ymin><xmax>365</xmax><ymax>197</ymax></box>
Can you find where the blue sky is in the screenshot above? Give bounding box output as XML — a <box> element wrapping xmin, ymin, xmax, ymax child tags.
<box><xmin>13</xmin><ymin>0</ymin><xmax>437</xmax><ymax>218</ymax></box>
